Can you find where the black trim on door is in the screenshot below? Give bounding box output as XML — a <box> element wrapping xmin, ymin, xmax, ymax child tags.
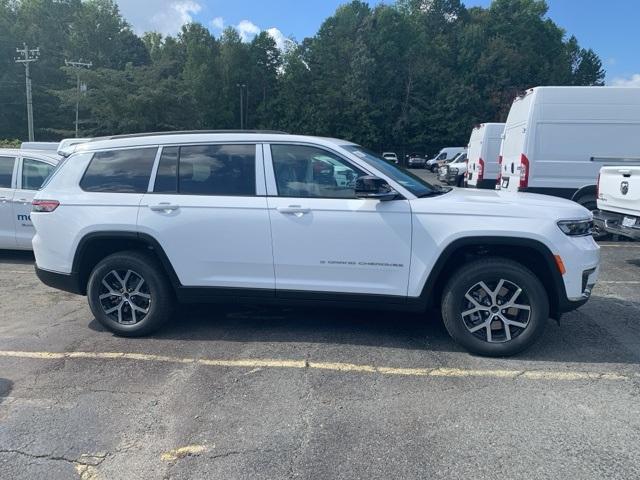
<box><xmin>519</xmin><ymin>186</ymin><xmax>576</xmax><ymax>199</ymax></box>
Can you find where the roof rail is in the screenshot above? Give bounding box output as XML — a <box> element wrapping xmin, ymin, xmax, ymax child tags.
<box><xmin>96</xmin><ymin>130</ymin><xmax>289</xmax><ymax>141</ymax></box>
<box><xmin>21</xmin><ymin>142</ymin><xmax>59</xmax><ymax>152</ymax></box>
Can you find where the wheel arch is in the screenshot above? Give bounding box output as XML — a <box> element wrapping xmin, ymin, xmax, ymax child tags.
<box><xmin>571</xmin><ymin>184</ymin><xmax>597</xmax><ymax>205</ymax></box>
<box><xmin>418</xmin><ymin>236</ymin><xmax>567</xmax><ymax>318</ymax></box>
<box><xmin>72</xmin><ymin>231</ymin><xmax>180</xmax><ymax>295</ymax></box>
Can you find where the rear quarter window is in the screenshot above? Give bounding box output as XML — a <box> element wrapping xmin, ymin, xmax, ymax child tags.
<box><xmin>80</xmin><ymin>147</ymin><xmax>158</xmax><ymax>193</ymax></box>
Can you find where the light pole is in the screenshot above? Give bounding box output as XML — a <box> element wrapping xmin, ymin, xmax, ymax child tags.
<box><xmin>236</xmin><ymin>83</ymin><xmax>246</xmax><ymax>129</ymax></box>
<box><xmin>15</xmin><ymin>44</ymin><xmax>40</xmax><ymax>142</ymax></box>
<box><xmin>65</xmin><ymin>60</ymin><xmax>92</xmax><ymax>137</ymax></box>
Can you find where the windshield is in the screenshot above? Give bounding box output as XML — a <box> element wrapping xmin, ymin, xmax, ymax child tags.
<box><xmin>342</xmin><ymin>145</ymin><xmax>440</xmax><ymax>197</ymax></box>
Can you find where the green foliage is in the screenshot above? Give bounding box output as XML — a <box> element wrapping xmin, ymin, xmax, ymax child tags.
<box><xmin>0</xmin><ymin>0</ymin><xmax>606</xmax><ymax>153</ymax></box>
<box><xmin>0</xmin><ymin>139</ymin><xmax>21</xmax><ymax>148</ymax></box>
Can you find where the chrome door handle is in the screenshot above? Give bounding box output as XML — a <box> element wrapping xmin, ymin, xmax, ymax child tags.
<box><xmin>277</xmin><ymin>205</ymin><xmax>310</xmax><ymax>215</ymax></box>
<box><xmin>149</xmin><ymin>203</ymin><xmax>180</xmax><ymax>212</ymax></box>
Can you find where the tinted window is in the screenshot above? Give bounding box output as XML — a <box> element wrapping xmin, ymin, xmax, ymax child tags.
<box><xmin>154</xmin><ymin>147</ymin><xmax>178</xmax><ymax>193</ymax></box>
<box><xmin>80</xmin><ymin>148</ymin><xmax>157</xmax><ymax>193</ymax></box>
<box><xmin>22</xmin><ymin>158</ymin><xmax>56</xmax><ymax>190</ymax></box>
<box><xmin>271</xmin><ymin>145</ymin><xmax>365</xmax><ymax>198</ymax></box>
<box><xmin>0</xmin><ymin>156</ymin><xmax>15</xmax><ymax>188</ymax></box>
<box><xmin>342</xmin><ymin>145</ymin><xmax>437</xmax><ymax>197</ymax></box>
<box><xmin>178</xmin><ymin>144</ymin><xmax>255</xmax><ymax>196</ymax></box>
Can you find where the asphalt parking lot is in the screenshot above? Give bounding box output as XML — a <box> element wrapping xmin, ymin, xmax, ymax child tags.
<box><xmin>1</xmin><ymin>179</ymin><xmax>640</xmax><ymax>479</ymax></box>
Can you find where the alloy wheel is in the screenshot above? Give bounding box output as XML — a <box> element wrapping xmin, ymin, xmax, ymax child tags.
<box><xmin>98</xmin><ymin>269</ymin><xmax>151</xmax><ymax>325</ymax></box>
<box><xmin>461</xmin><ymin>279</ymin><xmax>531</xmax><ymax>343</ymax></box>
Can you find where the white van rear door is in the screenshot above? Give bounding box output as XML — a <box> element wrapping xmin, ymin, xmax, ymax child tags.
<box><xmin>500</xmin><ymin>124</ymin><xmax>525</xmax><ymax>192</ymax></box>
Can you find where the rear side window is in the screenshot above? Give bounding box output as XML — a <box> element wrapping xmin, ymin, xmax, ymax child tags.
<box><xmin>0</xmin><ymin>156</ymin><xmax>15</xmax><ymax>188</ymax></box>
<box><xmin>153</xmin><ymin>144</ymin><xmax>256</xmax><ymax>196</ymax></box>
<box><xmin>80</xmin><ymin>148</ymin><xmax>157</xmax><ymax>193</ymax></box>
<box><xmin>154</xmin><ymin>147</ymin><xmax>179</xmax><ymax>193</ymax></box>
<box><xmin>21</xmin><ymin>158</ymin><xmax>56</xmax><ymax>190</ymax></box>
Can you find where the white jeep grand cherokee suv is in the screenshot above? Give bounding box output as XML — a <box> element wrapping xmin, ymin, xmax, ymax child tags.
<box><xmin>32</xmin><ymin>131</ymin><xmax>600</xmax><ymax>356</ymax></box>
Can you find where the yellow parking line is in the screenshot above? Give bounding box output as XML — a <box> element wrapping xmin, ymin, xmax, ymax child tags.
<box><xmin>161</xmin><ymin>445</ymin><xmax>208</xmax><ymax>462</ymax></box>
<box><xmin>0</xmin><ymin>350</ymin><xmax>631</xmax><ymax>382</ymax></box>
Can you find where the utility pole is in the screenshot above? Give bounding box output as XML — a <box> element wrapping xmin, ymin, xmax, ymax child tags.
<box><xmin>65</xmin><ymin>60</ymin><xmax>92</xmax><ymax>137</ymax></box>
<box><xmin>245</xmin><ymin>84</ymin><xmax>250</xmax><ymax>130</ymax></box>
<box><xmin>15</xmin><ymin>44</ymin><xmax>40</xmax><ymax>142</ymax></box>
<box><xmin>236</xmin><ymin>83</ymin><xmax>246</xmax><ymax>129</ymax></box>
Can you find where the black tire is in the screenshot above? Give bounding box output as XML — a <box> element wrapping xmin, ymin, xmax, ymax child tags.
<box><xmin>441</xmin><ymin>257</ymin><xmax>549</xmax><ymax>356</ymax></box>
<box><xmin>87</xmin><ymin>250</ymin><xmax>174</xmax><ymax>336</ymax></box>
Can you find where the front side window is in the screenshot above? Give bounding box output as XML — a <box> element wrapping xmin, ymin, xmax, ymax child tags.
<box><xmin>21</xmin><ymin>158</ymin><xmax>56</xmax><ymax>190</ymax></box>
<box><xmin>80</xmin><ymin>147</ymin><xmax>157</xmax><ymax>193</ymax></box>
<box><xmin>271</xmin><ymin>144</ymin><xmax>365</xmax><ymax>198</ymax></box>
<box><xmin>0</xmin><ymin>156</ymin><xmax>15</xmax><ymax>188</ymax></box>
<box><xmin>342</xmin><ymin>145</ymin><xmax>438</xmax><ymax>197</ymax></box>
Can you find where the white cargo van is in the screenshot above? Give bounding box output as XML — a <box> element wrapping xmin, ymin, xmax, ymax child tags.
<box><xmin>466</xmin><ymin>123</ymin><xmax>505</xmax><ymax>189</ymax></box>
<box><xmin>594</xmin><ymin>166</ymin><xmax>640</xmax><ymax>240</ymax></box>
<box><xmin>498</xmin><ymin>86</ymin><xmax>640</xmax><ymax>211</ymax></box>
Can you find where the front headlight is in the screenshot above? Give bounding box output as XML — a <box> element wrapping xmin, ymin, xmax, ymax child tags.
<box><xmin>557</xmin><ymin>219</ymin><xmax>593</xmax><ymax>236</ymax></box>
<box><xmin>450</xmin><ymin>168</ymin><xmax>459</xmax><ymax>175</ymax></box>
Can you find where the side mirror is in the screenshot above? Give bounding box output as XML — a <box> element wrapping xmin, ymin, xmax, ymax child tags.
<box><xmin>355</xmin><ymin>176</ymin><xmax>398</xmax><ymax>201</ymax></box>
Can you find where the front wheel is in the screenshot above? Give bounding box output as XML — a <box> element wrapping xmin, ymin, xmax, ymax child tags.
<box><xmin>87</xmin><ymin>250</ymin><xmax>174</xmax><ymax>336</ymax></box>
<box><xmin>441</xmin><ymin>258</ymin><xmax>548</xmax><ymax>356</ymax></box>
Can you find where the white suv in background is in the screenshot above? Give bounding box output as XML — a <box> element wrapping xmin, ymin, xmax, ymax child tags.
<box><xmin>0</xmin><ymin>148</ymin><xmax>60</xmax><ymax>250</ymax></box>
<box><xmin>32</xmin><ymin>131</ymin><xmax>599</xmax><ymax>356</ymax></box>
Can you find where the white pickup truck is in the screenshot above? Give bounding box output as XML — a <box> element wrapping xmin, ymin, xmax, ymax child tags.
<box><xmin>594</xmin><ymin>166</ymin><xmax>640</xmax><ymax>240</ymax></box>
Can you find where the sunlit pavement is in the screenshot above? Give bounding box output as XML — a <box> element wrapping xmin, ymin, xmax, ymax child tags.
<box><xmin>0</xmin><ymin>239</ymin><xmax>639</xmax><ymax>479</ymax></box>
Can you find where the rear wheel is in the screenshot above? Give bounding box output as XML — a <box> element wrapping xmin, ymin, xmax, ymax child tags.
<box><xmin>441</xmin><ymin>258</ymin><xmax>548</xmax><ymax>356</ymax></box>
<box><xmin>87</xmin><ymin>250</ymin><xmax>174</xmax><ymax>336</ymax></box>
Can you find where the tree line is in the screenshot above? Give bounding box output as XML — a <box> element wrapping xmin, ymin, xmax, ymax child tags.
<box><xmin>0</xmin><ymin>0</ymin><xmax>604</xmax><ymax>154</ymax></box>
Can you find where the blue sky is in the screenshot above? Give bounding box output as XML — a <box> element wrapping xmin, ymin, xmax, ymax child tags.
<box><xmin>116</xmin><ymin>0</ymin><xmax>639</xmax><ymax>85</ymax></box>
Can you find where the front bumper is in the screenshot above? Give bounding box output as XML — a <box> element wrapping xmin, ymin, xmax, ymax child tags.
<box><xmin>593</xmin><ymin>210</ymin><xmax>640</xmax><ymax>240</ymax></box>
<box><xmin>445</xmin><ymin>170</ymin><xmax>463</xmax><ymax>185</ymax></box>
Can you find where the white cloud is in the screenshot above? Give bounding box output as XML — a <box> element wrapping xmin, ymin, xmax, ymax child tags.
<box><xmin>266</xmin><ymin>27</ymin><xmax>294</xmax><ymax>52</ymax></box>
<box><xmin>116</xmin><ymin>0</ymin><xmax>202</xmax><ymax>35</ymax></box>
<box><xmin>211</xmin><ymin>16</ymin><xmax>224</xmax><ymax>30</ymax></box>
<box><xmin>236</xmin><ymin>20</ymin><xmax>261</xmax><ymax>42</ymax></box>
<box><xmin>611</xmin><ymin>74</ymin><xmax>640</xmax><ymax>87</ymax></box>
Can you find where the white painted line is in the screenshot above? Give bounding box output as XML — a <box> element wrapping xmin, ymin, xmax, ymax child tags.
<box><xmin>598</xmin><ymin>281</ymin><xmax>640</xmax><ymax>285</ymax></box>
<box><xmin>0</xmin><ymin>350</ymin><xmax>632</xmax><ymax>382</ymax></box>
